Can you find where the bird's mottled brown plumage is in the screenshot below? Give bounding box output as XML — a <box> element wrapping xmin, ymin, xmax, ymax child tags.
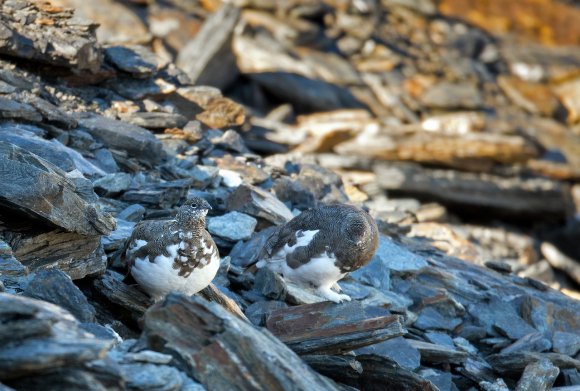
<box><xmin>124</xmin><ymin>198</ymin><xmax>219</xmax><ymax>299</ymax></box>
<box><xmin>260</xmin><ymin>203</ymin><xmax>379</xmax><ymax>273</ymax></box>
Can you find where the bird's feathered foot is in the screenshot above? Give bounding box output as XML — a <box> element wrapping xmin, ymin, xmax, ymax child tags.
<box><xmin>316</xmin><ymin>286</ymin><xmax>351</xmax><ymax>303</ymax></box>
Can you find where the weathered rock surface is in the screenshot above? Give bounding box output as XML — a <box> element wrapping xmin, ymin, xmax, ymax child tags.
<box><xmin>0</xmin><ymin>0</ymin><xmax>102</xmax><ymax>71</ymax></box>
<box><xmin>139</xmin><ymin>294</ymin><xmax>340</xmax><ymax>390</ymax></box>
<box><xmin>0</xmin><ymin>142</ymin><xmax>115</xmax><ymax>236</ymax></box>
<box><xmin>0</xmin><ymin>0</ymin><xmax>578</xmax><ymax>390</ymax></box>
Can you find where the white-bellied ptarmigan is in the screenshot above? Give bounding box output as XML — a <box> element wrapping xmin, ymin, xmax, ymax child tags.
<box><xmin>256</xmin><ymin>203</ymin><xmax>379</xmax><ymax>303</ymax></box>
<box><xmin>124</xmin><ymin>197</ymin><xmax>220</xmax><ymax>302</ymax></box>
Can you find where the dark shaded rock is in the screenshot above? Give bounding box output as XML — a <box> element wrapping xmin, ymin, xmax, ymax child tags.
<box><xmin>139</xmin><ymin>293</ymin><xmax>339</xmax><ymax>390</ymax></box>
<box><xmin>0</xmin><ymin>97</ymin><xmax>41</xmax><ymax>122</ymax></box>
<box><xmin>207</xmin><ymin>211</ymin><xmax>257</xmax><ymax>242</ymax></box>
<box><xmin>375</xmin><ymin>162</ymin><xmax>567</xmax><ymax>216</ymax></box>
<box><xmin>272</xmin><ymin>176</ymin><xmax>318</xmax><ymax>210</ymax></box>
<box><xmin>0</xmin><ymin>240</ymin><xmax>28</xmax><ymax>294</ymax></box>
<box><xmin>244</xmin><ymin>300</ymin><xmax>288</xmax><ymax>326</ymax></box>
<box><xmin>488</xmin><ymin>352</ymin><xmax>580</xmax><ymax>375</ymax></box>
<box><xmin>91</xmin><ymin>148</ymin><xmax>120</xmax><ymax>174</ymax></box>
<box><xmin>560</xmin><ymin>369</ymin><xmax>580</xmax><ymax>386</ymax></box>
<box><xmin>23</xmin><ymin>269</ymin><xmax>96</xmax><ymax>323</ymax></box>
<box><xmin>356</xmin><ymin>336</ymin><xmax>421</xmax><ymax>371</ymax></box>
<box><xmin>0</xmin><ymin>0</ymin><xmax>102</xmax><ymax>71</ymax></box>
<box><xmin>355</xmin><ymin>354</ymin><xmax>439</xmax><ymax>391</ymax></box>
<box><xmin>349</xmin><ymin>251</ymin><xmax>391</xmax><ymax>291</ymax></box>
<box><xmin>500</xmin><ymin>332</ymin><xmax>552</xmax><ymax>355</ymax></box>
<box><xmin>515</xmin><ymin>359</ymin><xmax>559</xmax><ymax>391</ymax></box>
<box><xmin>226</xmin><ymin>184</ymin><xmax>294</xmax><ymax>225</ymax></box>
<box><xmin>229</xmin><ymin>226</ymin><xmax>277</xmax><ymax>268</ymax></box>
<box><xmin>0</xmin><ymin>294</ymin><xmax>112</xmax><ymax>380</ymax></box>
<box><xmin>0</xmin><ymin>142</ymin><xmax>115</xmax><ymax>236</ymax></box>
<box><xmin>93</xmin><ymin>173</ymin><xmax>133</xmax><ymax>196</ymax></box>
<box><xmin>122</xmin><ymin>179</ymin><xmax>192</xmax><ymax>209</ymax></box>
<box><xmin>79</xmin><ymin>116</ymin><xmax>165</xmax><ymax>165</ymax></box>
<box><xmin>109</xmin><ymin>76</ymin><xmax>171</xmax><ymax>101</ymax></box>
<box><xmin>20</xmin><ymin>94</ymin><xmax>78</xmax><ymax>129</ymax></box>
<box><xmin>105</xmin><ymin>45</ymin><xmax>158</xmax><ymax>77</ymax></box>
<box><xmin>418</xmin><ymin>368</ymin><xmax>458</xmax><ymax>391</ymax></box>
<box><xmin>468</xmin><ymin>297</ymin><xmax>537</xmax><ymax>340</ymax></box>
<box><xmin>102</xmin><ymin>219</ymin><xmax>135</xmax><ymax>252</ymax></box>
<box><xmin>303</xmin><ymin>355</ymin><xmax>363</xmax><ymax>385</ymax></box>
<box><xmin>408</xmin><ymin>339</ymin><xmax>468</xmax><ymax>365</ymax></box>
<box><xmin>117</xmin><ymin>204</ymin><xmax>145</xmax><ymax>222</ymax></box>
<box><xmin>254</xmin><ymin>268</ymin><xmax>287</xmax><ymax>301</ymax></box>
<box><xmin>92</xmin><ymin>270</ymin><xmax>151</xmax><ymax>320</ymax></box>
<box><xmin>415</xmin><ymin>306</ymin><xmax>463</xmax><ymax>331</ymax></box>
<box><xmin>458</xmin><ymin>357</ymin><xmax>497</xmax><ymax>384</ymax></box>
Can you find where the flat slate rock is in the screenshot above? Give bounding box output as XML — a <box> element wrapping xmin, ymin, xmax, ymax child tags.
<box><xmin>0</xmin><ymin>97</ymin><xmax>42</xmax><ymax>122</ymax></box>
<box><xmin>207</xmin><ymin>211</ymin><xmax>257</xmax><ymax>242</ymax></box>
<box><xmin>356</xmin><ymin>336</ymin><xmax>421</xmax><ymax>371</ymax></box>
<box><xmin>79</xmin><ymin>115</ymin><xmax>165</xmax><ymax>165</ymax></box>
<box><xmin>0</xmin><ymin>142</ymin><xmax>115</xmax><ymax>236</ymax></box>
<box><xmin>515</xmin><ymin>359</ymin><xmax>559</xmax><ymax>391</ymax></box>
<box><xmin>139</xmin><ymin>294</ymin><xmax>340</xmax><ymax>391</ymax></box>
<box><xmin>119</xmin><ymin>112</ymin><xmax>188</xmax><ymax>130</ymax></box>
<box><xmin>176</xmin><ymin>4</ymin><xmax>240</xmax><ymax>90</ymax></box>
<box><xmin>23</xmin><ymin>269</ymin><xmax>96</xmax><ymax>323</ymax></box>
<box><xmin>104</xmin><ymin>45</ymin><xmax>158</xmax><ymax>77</ymax></box>
<box><xmin>266</xmin><ymin>301</ymin><xmax>406</xmax><ymax>355</ymax></box>
<box><xmin>0</xmin><ymin>0</ymin><xmax>102</xmax><ymax>71</ymax></box>
<box><xmin>0</xmin><ymin>293</ymin><xmax>112</xmax><ymax>380</ymax></box>
<box><xmin>553</xmin><ymin>331</ymin><xmax>580</xmax><ymax>357</ymax></box>
<box><xmin>368</xmin><ymin>235</ymin><xmax>429</xmax><ymax>274</ymax></box>
<box><xmin>226</xmin><ymin>184</ymin><xmax>294</xmax><ymax>225</ymax></box>
<box><xmin>415</xmin><ymin>306</ymin><xmax>463</xmax><ymax>331</ymax></box>
<box><xmin>468</xmin><ymin>297</ymin><xmax>538</xmax><ymax>340</ymax></box>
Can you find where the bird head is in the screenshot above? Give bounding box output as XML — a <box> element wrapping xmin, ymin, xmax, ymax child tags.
<box><xmin>176</xmin><ymin>197</ymin><xmax>212</xmax><ymax>224</ymax></box>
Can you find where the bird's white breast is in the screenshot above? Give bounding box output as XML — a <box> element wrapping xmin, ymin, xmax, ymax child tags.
<box><xmin>257</xmin><ymin>229</ymin><xmax>345</xmax><ymax>289</ymax></box>
<box><xmin>130</xmin><ymin>241</ymin><xmax>220</xmax><ymax>302</ymax></box>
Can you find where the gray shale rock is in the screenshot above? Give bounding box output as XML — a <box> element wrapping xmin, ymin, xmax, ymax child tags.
<box><xmin>0</xmin><ymin>294</ymin><xmax>112</xmax><ymax>381</ymax></box>
<box><xmin>0</xmin><ymin>0</ymin><xmax>102</xmax><ymax>71</ymax></box>
<box><xmin>356</xmin><ymin>336</ymin><xmax>421</xmax><ymax>371</ymax></box>
<box><xmin>79</xmin><ymin>115</ymin><xmax>165</xmax><ymax>165</ymax></box>
<box><xmin>207</xmin><ymin>211</ymin><xmax>257</xmax><ymax>242</ymax></box>
<box><xmin>23</xmin><ymin>269</ymin><xmax>96</xmax><ymax>323</ymax></box>
<box><xmin>139</xmin><ymin>293</ymin><xmax>340</xmax><ymax>390</ymax></box>
<box><xmin>226</xmin><ymin>184</ymin><xmax>294</xmax><ymax>225</ymax></box>
<box><xmin>0</xmin><ymin>142</ymin><xmax>115</xmax><ymax>236</ymax></box>
<box><xmin>104</xmin><ymin>45</ymin><xmax>158</xmax><ymax>77</ymax></box>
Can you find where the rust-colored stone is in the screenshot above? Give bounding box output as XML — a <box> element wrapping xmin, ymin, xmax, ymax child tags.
<box><xmin>438</xmin><ymin>0</ymin><xmax>580</xmax><ymax>46</ymax></box>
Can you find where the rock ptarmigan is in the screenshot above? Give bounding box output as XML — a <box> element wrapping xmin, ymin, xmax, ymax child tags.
<box><xmin>124</xmin><ymin>197</ymin><xmax>220</xmax><ymax>302</ymax></box>
<box><xmin>256</xmin><ymin>203</ymin><xmax>379</xmax><ymax>303</ymax></box>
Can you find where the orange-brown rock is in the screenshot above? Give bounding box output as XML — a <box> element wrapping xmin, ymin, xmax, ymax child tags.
<box><xmin>438</xmin><ymin>0</ymin><xmax>580</xmax><ymax>46</ymax></box>
<box><xmin>497</xmin><ymin>76</ymin><xmax>562</xmax><ymax>117</ymax></box>
<box><xmin>335</xmin><ymin>129</ymin><xmax>540</xmax><ymax>170</ymax></box>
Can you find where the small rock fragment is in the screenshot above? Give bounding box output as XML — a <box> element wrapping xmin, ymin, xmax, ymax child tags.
<box><xmin>208</xmin><ymin>211</ymin><xmax>257</xmax><ymax>242</ymax></box>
